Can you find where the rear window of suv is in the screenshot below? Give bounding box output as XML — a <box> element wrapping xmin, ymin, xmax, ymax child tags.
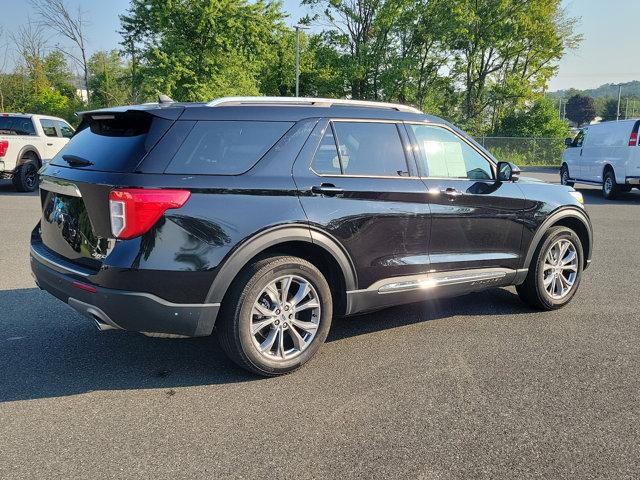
<box><xmin>0</xmin><ymin>116</ymin><xmax>36</xmax><ymax>136</ymax></box>
<box><xmin>165</xmin><ymin>121</ymin><xmax>294</xmax><ymax>175</ymax></box>
<box><xmin>51</xmin><ymin>112</ymin><xmax>169</xmax><ymax>172</ymax></box>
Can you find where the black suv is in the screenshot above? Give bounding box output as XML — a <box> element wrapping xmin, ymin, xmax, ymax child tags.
<box><xmin>30</xmin><ymin>97</ymin><xmax>593</xmax><ymax>375</ymax></box>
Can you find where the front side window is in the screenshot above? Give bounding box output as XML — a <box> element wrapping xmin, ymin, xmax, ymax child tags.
<box><xmin>410</xmin><ymin>124</ymin><xmax>494</xmax><ymax>180</ymax></box>
<box><xmin>572</xmin><ymin>129</ymin><xmax>586</xmax><ymax>148</ymax></box>
<box><xmin>330</xmin><ymin>122</ymin><xmax>408</xmax><ymax>177</ymax></box>
<box><xmin>40</xmin><ymin>119</ymin><xmax>58</xmax><ymax>137</ymax></box>
<box><xmin>165</xmin><ymin>121</ymin><xmax>293</xmax><ymax>175</ymax></box>
<box><xmin>57</xmin><ymin>121</ymin><xmax>75</xmax><ymax>138</ymax></box>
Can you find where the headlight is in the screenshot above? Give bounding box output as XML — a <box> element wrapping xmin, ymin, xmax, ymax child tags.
<box><xmin>569</xmin><ymin>190</ymin><xmax>584</xmax><ymax>206</ymax></box>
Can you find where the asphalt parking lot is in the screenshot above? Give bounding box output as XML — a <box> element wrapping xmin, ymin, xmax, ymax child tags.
<box><xmin>1</xmin><ymin>169</ymin><xmax>638</xmax><ymax>479</ymax></box>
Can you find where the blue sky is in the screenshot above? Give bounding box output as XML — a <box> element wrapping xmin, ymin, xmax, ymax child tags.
<box><xmin>1</xmin><ymin>0</ymin><xmax>637</xmax><ymax>91</ymax></box>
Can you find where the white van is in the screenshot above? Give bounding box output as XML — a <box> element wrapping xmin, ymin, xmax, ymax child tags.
<box><xmin>561</xmin><ymin>119</ymin><xmax>640</xmax><ymax>199</ymax></box>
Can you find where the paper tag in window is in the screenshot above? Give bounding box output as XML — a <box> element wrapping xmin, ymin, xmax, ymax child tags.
<box><xmin>424</xmin><ymin>141</ymin><xmax>466</xmax><ymax>178</ymax></box>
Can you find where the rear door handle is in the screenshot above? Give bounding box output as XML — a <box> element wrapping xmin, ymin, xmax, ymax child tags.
<box><xmin>311</xmin><ymin>183</ymin><xmax>344</xmax><ymax>197</ymax></box>
<box><xmin>440</xmin><ymin>187</ymin><xmax>464</xmax><ymax>198</ymax></box>
<box><xmin>47</xmin><ymin>143</ymin><xmax>53</xmax><ymax>146</ymax></box>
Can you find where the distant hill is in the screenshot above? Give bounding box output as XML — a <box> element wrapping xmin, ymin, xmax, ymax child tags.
<box><xmin>549</xmin><ymin>81</ymin><xmax>640</xmax><ymax>99</ymax></box>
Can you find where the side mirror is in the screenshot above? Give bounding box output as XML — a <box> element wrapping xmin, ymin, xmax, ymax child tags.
<box><xmin>564</xmin><ymin>137</ymin><xmax>573</xmax><ymax>148</ymax></box>
<box><xmin>497</xmin><ymin>161</ymin><xmax>521</xmax><ymax>182</ymax></box>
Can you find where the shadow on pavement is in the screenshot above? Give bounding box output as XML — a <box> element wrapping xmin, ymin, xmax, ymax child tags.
<box><xmin>0</xmin><ymin>179</ymin><xmax>38</xmax><ymax>197</ymax></box>
<box><xmin>577</xmin><ymin>186</ymin><xmax>640</xmax><ymax>205</ymax></box>
<box><xmin>0</xmin><ymin>286</ymin><xmax>534</xmax><ymax>403</ymax></box>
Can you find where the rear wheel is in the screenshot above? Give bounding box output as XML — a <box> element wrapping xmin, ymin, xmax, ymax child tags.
<box><xmin>217</xmin><ymin>255</ymin><xmax>332</xmax><ymax>376</ymax></box>
<box><xmin>516</xmin><ymin>226</ymin><xmax>583</xmax><ymax>310</ymax></box>
<box><xmin>12</xmin><ymin>154</ymin><xmax>39</xmax><ymax>192</ymax></box>
<box><xmin>602</xmin><ymin>169</ymin><xmax>619</xmax><ymax>200</ymax></box>
<box><xmin>560</xmin><ymin>164</ymin><xmax>574</xmax><ymax>187</ymax></box>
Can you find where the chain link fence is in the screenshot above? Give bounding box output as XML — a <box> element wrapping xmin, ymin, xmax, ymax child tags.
<box><xmin>474</xmin><ymin>137</ymin><xmax>565</xmax><ymax>166</ymax></box>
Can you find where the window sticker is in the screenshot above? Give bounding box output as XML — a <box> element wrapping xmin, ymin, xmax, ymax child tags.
<box><xmin>423</xmin><ymin>140</ymin><xmax>467</xmax><ymax>178</ymax></box>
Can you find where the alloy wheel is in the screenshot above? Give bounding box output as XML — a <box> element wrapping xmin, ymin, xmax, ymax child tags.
<box><xmin>604</xmin><ymin>176</ymin><xmax>613</xmax><ymax>195</ymax></box>
<box><xmin>250</xmin><ymin>275</ymin><xmax>321</xmax><ymax>361</ymax></box>
<box><xmin>542</xmin><ymin>239</ymin><xmax>578</xmax><ymax>300</ymax></box>
<box><xmin>25</xmin><ymin>163</ymin><xmax>37</xmax><ymax>189</ymax></box>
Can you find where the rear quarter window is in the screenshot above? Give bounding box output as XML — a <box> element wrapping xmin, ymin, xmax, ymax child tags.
<box><xmin>0</xmin><ymin>117</ymin><xmax>36</xmax><ymax>136</ymax></box>
<box><xmin>165</xmin><ymin>121</ymin><xmax>294</xmax><ymax>175</ymax></box>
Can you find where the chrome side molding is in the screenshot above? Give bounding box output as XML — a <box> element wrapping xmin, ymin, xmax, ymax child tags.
<box><xmin>376</xmin><ymin>268</ymin><xmax>511</xmax><ymax>294</ymax></box>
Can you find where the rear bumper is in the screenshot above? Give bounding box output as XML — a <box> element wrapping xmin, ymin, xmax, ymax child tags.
<box><xmin>625</xmin><ymin>176</ymin><xmax>640</xmax><ymax>185</ymax></box>
<box><xmin>30</xmin><ymin>245</ymin><xmax>220</xmax><ymax>337</ymax></box>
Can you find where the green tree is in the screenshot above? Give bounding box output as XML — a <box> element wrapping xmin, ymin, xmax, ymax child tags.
<box><xmin>119</xmin><ymin>0</ymin><xmax>286</xmax><ymax>101</ymax></box>
<box><xmin>445</xmin><ymin>0</ymin><xmax>580</xmax><ymax>133</ymax></box>
<box><xmin>601</xmin><ymin>98</ymin><xmax>619</xmax><ymax>122</ymax></box>
<box><xmin>88</xmin><ymin>50</ymin><xmax>131</xmax><ymax>108</ymax></box>
<box><xmin>566</xmin><ymin>94</ymin><xmax>596</xmax><ymax>127</ymax></box>
<box><xmin>497</xmin><ymin>98</ymin><xmax>569</xmax><ymax>138</ymax></box>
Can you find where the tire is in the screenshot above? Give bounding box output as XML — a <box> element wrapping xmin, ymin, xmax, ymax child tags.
<box><xmin>12</xmin><ymin>155</ymin><xmax>39</xmax><ymax>192</ymax></box>
<box><xmin>516</xmin><ymin>226</ymin><xmax>583</xmax><ymax>310</ymax></box>
<box><xmin>602</xmin><ymin>169</ymin><xmax>619</xmax><ymax>200</ymax></box>
<box><xmin>217</xmin><ymin>255</ymin><xmax>333</xmax><ymax>376</ymax></box>
<box><xmin>560</xmin><ymin>164</ymin><xmax>574</xmax><ymax>187</ymax></box>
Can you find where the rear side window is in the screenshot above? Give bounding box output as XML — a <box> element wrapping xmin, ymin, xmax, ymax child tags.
<box><xmin>165</xmin><ymin>121</ymin><xmax>294</xmax><ymax>175</ymax></box>
<box><xmin>40</xmin><ymin>119</ymin><xmax>58</xmax><ymax>137</ymax></box>
<box><xmin>331</xmin><ymin>122</ymin><xmax>408</xmax><ymax>177</ymax></box>
<box><xmin>0</xmin><ymin>116</ymin><xmax>36</xmax><ymax>136</ymax></box>
<box><xmin>312</xmin><ymin>126</ymin><xmax>341</xmax><ymax>175</ymax></box>
<box><xmin>51</xmin><ymin>112</ymin><xmax>160</xmax><ymax>172</ymax></box>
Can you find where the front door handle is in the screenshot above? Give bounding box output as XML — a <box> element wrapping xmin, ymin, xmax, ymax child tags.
<box><xmin>311</xmin><ymin>183</ymin><xmax>344</xmax><ymax>197</ymax></box>
<box><xmin>440</xmin><ymin>187</ymin><xmax>464</xmax><ymax>198</ymax></box>
<box><xmin>47</xmin><ymin>143</ymin><xmax>53</xmax><ymax>146</ymax></box>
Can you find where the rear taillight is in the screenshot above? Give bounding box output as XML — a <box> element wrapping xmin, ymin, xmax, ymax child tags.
<box><xmin>108</xmin><ymin>188</ymin><xmax>191</xmax><ymax>239</ymax></box>
<box><xmin>0</xmin><ymin>140</ymin><xmax>8</xmax><ymax>157</ymax></box>
<box><xmin>629</xmin><ymin>132</ymin><xmax>638</xmax><ymax>147</ymax></box>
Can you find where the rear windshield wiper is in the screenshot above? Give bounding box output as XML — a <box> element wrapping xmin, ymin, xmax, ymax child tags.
<box><xmin>62</xmin><ymin>154</ymin><xmax>94</xmax><ymax>167</ymax></box>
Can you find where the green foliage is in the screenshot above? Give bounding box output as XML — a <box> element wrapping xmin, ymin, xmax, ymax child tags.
<box><xmin>497</xmin><ymin>98</ymin><xmax>570</xmax><ymax>138</ymax></box>
<box><xmin>88</xmin><ymin>50</ymin><xmax>131</xmax><ymax>108</ymax></box>
<box><xmin>119</xmin><ymin>0</ymin><xmax>287</xmax><ymax>101</ymax></box>
<box><xmin>566</xmin><ymin>94</ymin><xmax>597</xmax><ymax>127</ymax></box>
<box><xmin>601</xmin><ymin>98</ymin><xmax>620</xmax><ymax>122</ymax></box>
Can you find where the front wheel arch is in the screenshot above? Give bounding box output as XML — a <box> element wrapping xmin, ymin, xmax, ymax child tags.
<box><xmin>520</xmin><ymin>208</ymin><xmax>592</xmax><ymax>275</ymax></box>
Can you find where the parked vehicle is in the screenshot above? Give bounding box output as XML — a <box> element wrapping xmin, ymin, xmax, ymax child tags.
<box><xmin>30</xmin><ymin>97</ymin><xmax>593</xmax><ymax>375</ymax></box>
<box><xmin>561</xmin><ymin>119</ymin><xmax>640</xmax><ymax>199</ymax></box>
<box><xmin>0</xmin><ymin>113</ymin><xmax>75</xmax><ymax>192</ymax></box>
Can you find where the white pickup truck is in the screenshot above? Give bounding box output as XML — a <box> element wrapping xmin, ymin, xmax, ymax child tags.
<box><xmin>0</xmin><ymin>113</ymin><xmax>75</xmax><ymax>191</ymax></box>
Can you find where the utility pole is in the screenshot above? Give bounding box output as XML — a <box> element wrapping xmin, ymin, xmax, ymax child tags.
<box><xmin>294</xmin><ymin>25</ymin><xmax>309</xmax><ymax>97</ymax></box>
<box><xmin>616</xmin><ymin>84</ymin><xmax>622</xmax><ymax>121</ymax></box>
<box><xmin>625</xmin><ymin>97</ymin><xmax>629</xmax><ymax>120</ymax></box>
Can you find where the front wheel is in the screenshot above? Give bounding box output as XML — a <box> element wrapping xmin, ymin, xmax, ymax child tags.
<box><xmin>602</xmin><ymin>169</ymin><xmax>619</xmax><ymax>200</ymax></box>
<box><xmin>516</xmin><ymin>226</ymin><xmax>583</xmax><ymax>310</ymax></box>
<box><xmin>217</xmin><ymin>255</ymin><xmax>332</xmax><ymax>376</ymax></box>
<box><xmin>560</xmin><ymin>165</ymin><xmax>574</xmax><ymax>187</ymax></box>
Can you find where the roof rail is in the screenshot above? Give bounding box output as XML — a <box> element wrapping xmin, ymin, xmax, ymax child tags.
<box><xmin>206</xmin><ymin>96</ymin><xmax>423</xmax><ymax>114</ymax></box>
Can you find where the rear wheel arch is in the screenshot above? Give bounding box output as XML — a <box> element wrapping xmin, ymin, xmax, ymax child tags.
<box><xmin>16</xmin><ymin>146</ymin><xmax>41</xmax><ymax>168</ymax></box>
<box><xmin>198</xmin><ymin>226</ymin><xmax>356</xmax><ymax>335</ymax></box>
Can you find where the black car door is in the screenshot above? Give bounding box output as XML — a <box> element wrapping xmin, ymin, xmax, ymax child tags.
<box><xmin>405</xmin><ymin>122</ymin><xmax>526</xmax><ymax>273</ymax></box>
<box><xmin>293</xmin><ymin>118</ymin><xmax>432</xmax><ymax>290</ymax></box>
